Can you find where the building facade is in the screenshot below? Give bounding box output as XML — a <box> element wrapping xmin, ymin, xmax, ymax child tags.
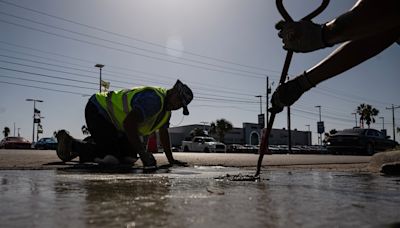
<box><xmin>165</xmin><ymin>123</ymin><xmax>311</xmax><ymax>147</ymax></box>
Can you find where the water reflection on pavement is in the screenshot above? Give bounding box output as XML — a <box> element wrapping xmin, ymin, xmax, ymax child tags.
<box><xmin>0</xmin><ymin>166</ymin><xmax>399</xmax><ymax>228</ymax></box>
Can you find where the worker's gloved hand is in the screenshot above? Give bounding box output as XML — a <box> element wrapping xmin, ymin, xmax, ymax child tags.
<box><xmin>269</xmin><ymin>73</ymin><xmax>315</xmax><ymax>113</ymax></box>
<box><xmin>276</xmin><ymin>20</ymin><xmax>330</xmax><ymax>53</ymax></box>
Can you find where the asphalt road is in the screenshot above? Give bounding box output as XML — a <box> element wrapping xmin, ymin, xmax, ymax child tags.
<box><xmin>0</xmin><ymin>149</ymin><xmax>372</xmax><ymax>171</ymax></box>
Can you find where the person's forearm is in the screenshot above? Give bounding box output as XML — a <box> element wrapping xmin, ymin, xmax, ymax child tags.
<box><xmin>307</xmin><ymin>28</ymin><xmax>400</xmax><ymax>85</ymax></box>
<box><xmin>123</xmin><ymin>113</ymin><xmax>145</xmax><ymax>153</ymax></box>
<box><xmin>159</xmin><ymin>128</ymin><xmax>174</xmax><ymax>163</ymax></box>
<box><xmin>323</xmin><ymin>0</ymin><xmax>400</xmax><ymax>45</ymax></box>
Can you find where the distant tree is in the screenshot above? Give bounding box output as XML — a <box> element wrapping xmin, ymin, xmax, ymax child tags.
<box><xmin>53</xmin><ymin>131</ymin><xmax>57</xmax><ymax>137</ymax></box>
<box><xmin>81</xmin><ymin>125</ymin><xmax>90</xmax><ymax>135</ymax></box>
<box><xmin>2</xmin><ymin>127</ymin><xmax>10</xmax><ymax>138</ymax></box>
<box><xmin>189</xmin><ymin>128</ymin><xmax>207</xmax><ymax>138</ymax></box>
<box><xmin>323</xmin><ymin>129</ymin><xmax>337</xmax><ymax>145</ymax></box>
<box><xmin>329</xmin><ymin>129</ymin><xmax>337</xmax><ymax>135</ymax></box>
<box><xmin>356</xmin><ymin>103</ymin><xmax>379</xmax><ymax>128</ymax></box>
<box><xmin>209</xmin><ymin>118</ymin><xmax>233</xmax><ymax>143</ymax></box>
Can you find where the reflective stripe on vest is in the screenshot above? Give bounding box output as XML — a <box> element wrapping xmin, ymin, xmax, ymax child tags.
<box><xmin>95</xmin><ymin>87</ymin><xmax>171</xmax><ymax>135</ymax></box>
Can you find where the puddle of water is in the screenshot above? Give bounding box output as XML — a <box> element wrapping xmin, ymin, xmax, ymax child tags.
<box><xmin>0</xmin><ymin>167</ymin><xmax>399</xmax><ymax>228</ymax></box>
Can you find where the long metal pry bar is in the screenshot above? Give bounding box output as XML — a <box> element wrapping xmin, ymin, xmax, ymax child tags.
<box><xmin>255</xmin><ymin>0</ymin><xmax>329</xmax><ymax>177</ymax></box>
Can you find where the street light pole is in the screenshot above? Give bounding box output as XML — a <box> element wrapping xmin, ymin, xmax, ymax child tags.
<box><xmin>26</xmin><ymin>98</ymin><xmax>43</xmax><ymax>143</ymax></box>
<box><xmin>352</xmin><ymin>112</ymin><xmax>357</xmax><ymax>127</ymax></box>
<box><xmin>315</xmin><ymin>105</ymin><xmax>322</xmax><ymax>145</ymax></box>
<box><xmin>95</xmin><ymin>64</ymin><xmax>105</xmax><ymax>92</ymax></box>
<box><xmin>255</xmin><ymin>95</ymin><xmax>262</xmax><ymax>115</ymax></box>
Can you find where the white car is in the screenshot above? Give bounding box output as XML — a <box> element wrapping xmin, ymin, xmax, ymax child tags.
<box><xmin>182</xmin><ymin>136</ymin><xmax>226</xmax><ymax>153</ymax></box>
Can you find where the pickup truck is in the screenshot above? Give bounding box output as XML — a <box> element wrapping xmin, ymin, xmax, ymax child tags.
<box><xmin>182</xmin><ymin>136</ymin><xmax>226</xmax><ymax>153</ymax></box>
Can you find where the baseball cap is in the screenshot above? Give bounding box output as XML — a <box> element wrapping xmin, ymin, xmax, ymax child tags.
<box><xmin>173</xmin><ymin>79</ymin><xmax>193</xmax><ymax>115</ymax></box>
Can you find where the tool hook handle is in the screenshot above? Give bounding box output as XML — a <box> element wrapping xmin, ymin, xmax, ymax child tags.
<box><xmin>276</xmin><ymin>0</ymin><xmax>329</xmax><ymax>22</ymax></box>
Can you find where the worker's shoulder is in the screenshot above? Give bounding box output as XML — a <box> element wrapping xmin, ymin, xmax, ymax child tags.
<box><xmin>131</xmin><ymin>89</ymin><xmax>162</xmax><ymax>107</ymax></box>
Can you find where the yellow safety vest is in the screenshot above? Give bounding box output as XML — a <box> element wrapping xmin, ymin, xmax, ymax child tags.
<box><xmin>95</xmin><ymin>86</ymin><xmax>171</xmax><ymax>136</ymax></box>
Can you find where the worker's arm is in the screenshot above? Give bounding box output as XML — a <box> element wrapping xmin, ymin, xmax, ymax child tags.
<box><xmin>123</xmin><ymin>110</ymin><xmax>156</xmax><ymax>167</ymax></box>
<box><xmin>159</xmin><ymin>127</ymin><xmax>187</xmax><ymax>166</ymax></box>
<box><xmin>276</xmin><ymin>0</ymin><xmax>400</xmax><ymax>52</ymax></box>
<box><xmin>270</xmin><ymin>27</ymin><xmax>400</xmax><ymax>113</ymax></box>
<box><xmin>308</xmin><ymin>27</ymin><xmax>400</xmax><ymax>85</ymax></box>
<box><xmin>324</xmin><ymin>0</ymin><xmax>400</xmax><ymax>46</ymax></box>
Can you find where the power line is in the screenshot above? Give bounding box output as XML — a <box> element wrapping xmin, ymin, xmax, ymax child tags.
<box><xmin>0</xmin><ymin>18</ymin><xmax>265</xmax><ymax>79</ymax></box>
<box><xmin>0</xmin><ymin>66</ymin><xmax>97</xmax><ymax>85</ymax></box>
<box><xmin>0</xmin><ymin>74</ymin><xmax>96</xmax><ymax>90</ymax></box>
<box><xmin>0</xmin><ymin>80</ymin><xmax>90</xmax><ymax>96</ymax></box>
<box><xmin>0</xmin><ymin>10</ymin><xmax>271</xmax><ymax>77</ymax></box>
<box><xmin>0</xmin><ymin>55</ymin><xmax>261</xmax><ymax>99</ymax></box>
<box><xmin>0</xmin><ymin>65</ymin><xmax>262</xmax><ymax>104</ymax></box>
<box><xmin>0</xmin><ymin>42</ymin><xmax>265</xmax><ymax>96</ymax></box>
<box><xmin>0</xmin><ymin>0</ymin><xmax>279</xmax><ymax>74</ymax></box>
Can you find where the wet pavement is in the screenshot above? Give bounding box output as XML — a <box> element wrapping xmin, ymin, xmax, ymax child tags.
<box><xmin>1</xmin><ymin>166</ymin><xmax>400</xmax><ymax>228</ymax></box>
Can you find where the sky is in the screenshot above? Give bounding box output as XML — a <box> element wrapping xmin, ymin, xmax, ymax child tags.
<box><xmin>0</xmin><ymin>0</ymin><xmax>399</xmax><ymax>145</ymax></box>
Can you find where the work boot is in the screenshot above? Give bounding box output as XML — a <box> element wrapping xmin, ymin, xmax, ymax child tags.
<box><xmin>55</xmin><ymin>130</ymin><xmax>77</xmax><ymax>162</ymax></box>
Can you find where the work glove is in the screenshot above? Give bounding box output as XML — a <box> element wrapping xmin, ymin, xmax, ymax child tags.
<box><xmin>269</xmin><ymin>73</ymin><xmax>315</xmax><ymax>113</ymax></box>
<box><xmin>275</xmin><ymin>20</ymin><xmax>331</xmax><ymax>53</ymax></box>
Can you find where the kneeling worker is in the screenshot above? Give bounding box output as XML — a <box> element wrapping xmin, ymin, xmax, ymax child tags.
<box><xmin>56</xmin><ymin>79</ymin><xmax>193</xmax><ymax>169</ymax></box>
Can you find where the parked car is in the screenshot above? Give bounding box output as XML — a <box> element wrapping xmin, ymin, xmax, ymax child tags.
<box><xmin>226</xmin><ymin>144</ymin><xmax>246</xmax><ymax>153</ymax></box>
<box><xmin>34</xmin><ymin>137</ymin><xmax>58</xmax><ymax>150</ymax></box>
<box><xmin>182</xmin><ymin>136</ymin><xmax>226</xmax><ymax>153</ymax></box>
<box><xmin>326</xmin><ymin>128</ymin><xmax>398</xmax><ymax>155</ymax></box>
<box><xmin>0</xmin><ymin>136</ymin><xmax>32</xmax><ymax>149</ymax></box>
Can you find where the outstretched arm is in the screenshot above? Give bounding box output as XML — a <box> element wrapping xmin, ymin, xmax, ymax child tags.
<box><xmin>159</xmin><ymin>127</ymin><xmax>187</xmax><ymax>166</ymax></box>
<box><xmin>323</xmin><ymin>0</ymin><xmax>400</xmax><ymax>46</ymax></box>
<box><xmin>308</xmin><ymin>27</ymin><xmax>400</xmax><ymax>85</ymax></box>
<box><xmin>270</xmin><ymin>25</ymin><xmax>400</xmax><ymax>113</ymax></box>
<box><xmin>276</xmin><ymin>0</ymin><xmax>400</xmax><ymax>52</ymax></box>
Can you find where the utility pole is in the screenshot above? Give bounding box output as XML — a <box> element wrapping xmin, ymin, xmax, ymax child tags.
<box><xmin>386</xmin><ymin>104</ymin><xmax>400</xmax><ymax>141</ymax></box>
<box><xmin>95</xmin><ymin>64</ymin><xmax>105</xmax><ymax>92</ymax></box>
<box><xmin>315</xmin><ymin>105</ymin><xmax>323</xmax><ymax>145</ymax></box>
<box><xmin>26</xmin><ymin>98</ymin><xmax>43</xmax><ymax>143</ymax></box>
<box><xmin>352</xmin><ymin>112</ymin><xmax>357</xmax><ymax>127</ymax></box>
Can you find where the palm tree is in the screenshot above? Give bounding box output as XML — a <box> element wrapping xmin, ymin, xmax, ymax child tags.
<box><xmin>356</xmin><ymin>103</ymin><xmax>379</xmax><ymax>128</ymax></box>
<box><xmin>2</xmin><ymin>127</ymin><xmax>10</xmax><ymax>138</ymax></box>
<box><xmin>189</xmin><ymin>128</ymin><xmax>207</xmax><ymax>138</ymax></box>
<box><xmin>209</xmin><ymin>118</ymin><xmax>233</xmax><ymax>143</ymax></box>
